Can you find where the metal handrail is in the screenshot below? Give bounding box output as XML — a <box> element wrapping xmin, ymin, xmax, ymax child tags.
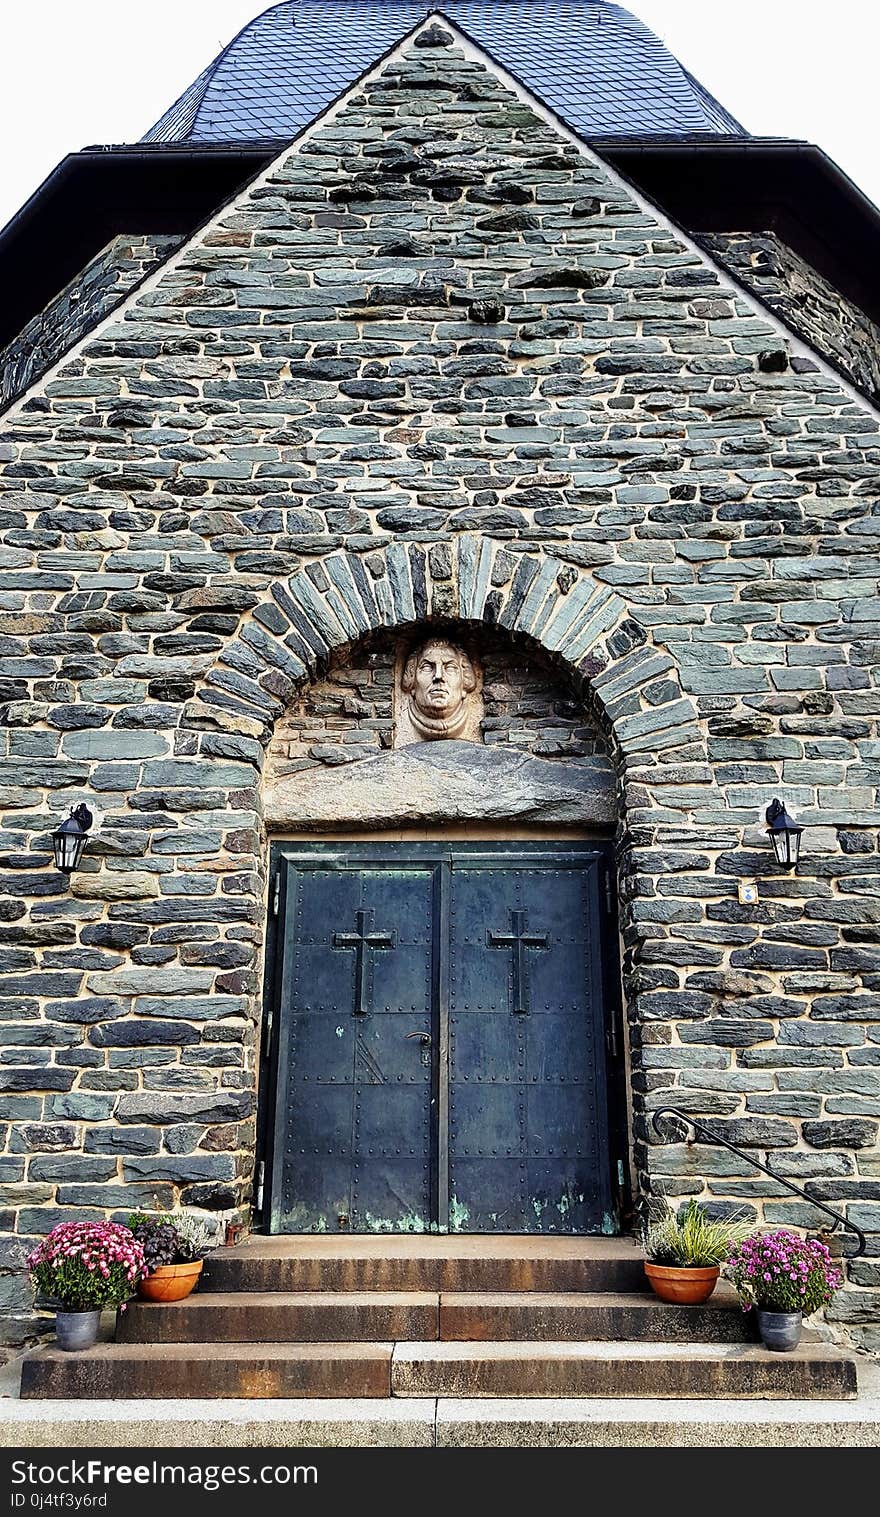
<box><xmin>650</xmin><ymin>1104</ymin><xmax>866</xmax><ymax>1258</ymax></box>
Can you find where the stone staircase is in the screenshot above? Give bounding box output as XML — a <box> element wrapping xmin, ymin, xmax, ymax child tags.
<box><xmin>19</xmin><ymin>1236</ymin><xmax>857</xmax><ymax>1400</ymax></box>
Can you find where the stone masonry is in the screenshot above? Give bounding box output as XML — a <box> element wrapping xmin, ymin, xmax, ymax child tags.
<box><xmin>0</xmin><ymin>21</ymin><xmax>878</xmax><ymax>1349</ymax></box>
<box><xmin>703</xmin><ymin>230</ymin><xmax>880</xmax><ymax>408</ymax></box>
<box><xmin>0</xmin><ymin>235</ymin><xmax>184</xmax><ymax>414</ymax></box>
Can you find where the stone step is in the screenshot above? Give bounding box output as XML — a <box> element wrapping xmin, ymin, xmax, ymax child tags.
<box><xmin>20</xmin><ymin>1342</ymin><xmax>393</xmax><ymax>1401</ymax></box>
<box><xmin>20</xmin><ymin>1339</ymin><xmax>857</xmax><ymax>1402</ymax></box>
<box><xmin>117</xmin><ymin>1292</ymin><xmax>439</xmax><ymax>1344</ymax></box>
<box><xmin>202</xmin><ymin>1236</ymin><xmax>646</xmax><ymax>1295</ymax></box>
<box><xmin>116</xmin><ymin>1289</ymin><xmax>753</xmax><ymax>1345</ymax></box>
<box><xmin>438</xmin><ymin>1290</ymin><xmax>754</xmax><ymax>1344</ymax></box>
<box><xmin>391</xmin><ymin>1341</ymin><xmax>858</xmax><ymax>1401</ymax></box>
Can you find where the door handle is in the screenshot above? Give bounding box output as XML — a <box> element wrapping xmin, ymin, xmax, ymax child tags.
<box><xmin>405</xmin><ymin>1031</ymin><xmax>432</xmax><ymax>1066</ymax></box>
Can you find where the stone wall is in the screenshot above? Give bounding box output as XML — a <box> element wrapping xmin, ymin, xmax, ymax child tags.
<box><xmin>0</xmin><ymin>23</ymin><xmax>878</xmax><ymax>1349</ymax></box>
<box><xmin>0</xmin><ymin>235</ymin><xmax>184</xmax><ymax>413</ymax></box>
<box><xmin>703</xmin><ymin>230</ymin><xmax>880</xmax><ymax>407</ymax></box>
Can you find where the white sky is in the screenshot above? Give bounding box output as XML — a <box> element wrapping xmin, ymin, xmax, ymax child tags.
<box><xmin>1</xmin><ymin>0</ymin><xmax>879</xmax><ymax>235</ymax></box>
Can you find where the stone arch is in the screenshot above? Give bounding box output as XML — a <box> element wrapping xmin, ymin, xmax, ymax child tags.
<box><xmin>181</xmin><ymin>537</ymin><xmax>708</xmax><ymax>782</ymax></box>
<box><xmin>169</xmin><ymin>536</ymin><xmax>716</xmax><ymax>1222</ymax></box>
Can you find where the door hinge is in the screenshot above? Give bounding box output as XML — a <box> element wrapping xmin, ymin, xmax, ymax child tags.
<box><xmin>255</xmin><ymin>1159</ymin><xmax>265</xmax><ymax>1212</ymax></box>
<box><xmin>271</xmin><ymin>872</ymin><xmax>281</xmax><ymax>918</ymax></box>
<box><xmin>603</xmin><ymin>867</ymin><xmax>614</xmax><ymax>915</ymax></box>
<box><xmin>606</xmin><ymin>1015</ymin><xmax>619</xmax><ymax>1060</ymax></box>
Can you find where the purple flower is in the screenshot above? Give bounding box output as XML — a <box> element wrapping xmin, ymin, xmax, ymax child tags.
<box><xmin>724</xmin><ymin>1228</ymin><xmax>844</xmax><ymax>1315</ymax></box>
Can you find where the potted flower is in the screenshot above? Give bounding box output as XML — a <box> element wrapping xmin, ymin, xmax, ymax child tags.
<box><xmin>128</xmin><ymin>1212</ymin><xmax>210</xmax><ymax>1303</ymax></box>
<box><xmin>724</xmin><ymin>1228</ymin><xmax>843</xmax><ymax>1351</ymax></box>
<box><xmin>27</xmin><ymin>1221</ymin><xmax>147</xmax><ymax>1350</ymax></box>
<box><xmin>641</xmin><ymin>1198</ymin><xmax>754</xmax><ymax>1305</ymax></box>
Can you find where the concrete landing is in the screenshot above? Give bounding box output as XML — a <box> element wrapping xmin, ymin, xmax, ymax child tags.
<box><xmin>2</xmin><ymin>1388</ymin><xmax>879</xmax><ymax>1449</ymax></box>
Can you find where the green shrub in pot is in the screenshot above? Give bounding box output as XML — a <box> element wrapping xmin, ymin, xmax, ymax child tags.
<box><xmin>641</xmin><ymin>1199</ymin><xmax>753</xmax><ymax>1304</ymax></box>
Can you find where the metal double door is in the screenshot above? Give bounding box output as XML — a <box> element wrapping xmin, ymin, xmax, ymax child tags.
<box><xmin>266</xmin><ymin>843</ymin><xmax>614</xmax><ymax>1234</ymax></box>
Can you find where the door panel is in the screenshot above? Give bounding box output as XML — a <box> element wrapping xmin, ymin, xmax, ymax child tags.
<box><xmin>448</xmin><ymin>861</ymin><xmax>608</xmax><ymax>1234</ymax></box>
<box><xmin>268</xmin><ymin>845</ymin><xmax>614</xmax><ymax>1236</ymax></box>
<box><xmin>272</xmin><ymin>863</ymin><xmax>437</xmax><ymax>1233</ymax></box>
<box><xmin>451</xmin><ymin>1012</ymin><xmax>518</xmax><ymax>1083</ymax></box>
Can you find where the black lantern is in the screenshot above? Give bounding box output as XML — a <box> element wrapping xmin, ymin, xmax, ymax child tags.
<box><xmin>765</xmin><ymin>798</ymin><xmax>804</xmax><ymax>870</ymax></box>
<box><xmin>51</xmin><ymin>804</ymin><xmax>93</xmax><ymax>875</ymax></box>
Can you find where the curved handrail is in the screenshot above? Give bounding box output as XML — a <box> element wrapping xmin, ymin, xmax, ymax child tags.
<box><xmin>650</xmin><ymin>1104</ymin><xmax>866</xmax><ymax>1258</ymax></box>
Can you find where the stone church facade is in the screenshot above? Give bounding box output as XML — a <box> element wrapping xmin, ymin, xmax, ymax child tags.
<box><xmin>0</xmin><ymin>11</ymin><xmax>878</xmax><ymax>1350</ymax></box>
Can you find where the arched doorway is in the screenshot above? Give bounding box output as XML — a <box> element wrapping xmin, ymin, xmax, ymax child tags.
<box><xmin>193</xmin><ymin>535</ymin><xmax>707</xmax><ymax>1237</ymax></box>
<box><xmin>256</xmin><ymin>620</ymin><xmax>628</xmax><ymax>1235</ymax></box>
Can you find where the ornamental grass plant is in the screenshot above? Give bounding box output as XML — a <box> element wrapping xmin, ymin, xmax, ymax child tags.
<box><xmin>724</xmin><ymin>1228</ymin><xmax>843</xmax><ymax>1314</ymax></box>
<box><xmin>642</xmin><ymin>1198</ymin><xmax>754</xmax><ymax>1268</ymax></box>
<box><xmin>27</xmin><ymin>1222</ymin><xmax>147</xmax><ymax>1311</ymax></box>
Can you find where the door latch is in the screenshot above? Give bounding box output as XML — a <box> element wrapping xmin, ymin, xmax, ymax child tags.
<box><xmin>405</xmin><ymin>1030</ymin><xmax>432</xmax><ymax>1066</ymax></box>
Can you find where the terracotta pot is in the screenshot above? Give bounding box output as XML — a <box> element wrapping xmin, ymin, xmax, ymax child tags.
<box><xmin>643</xmin><ymin>1262</ymin><xmax>720</xmax><ymax>1304</ymax></box>
<box><xmin>137</xmin><ymin>1259</ymin><xmax>203</xmax><ymax>1303</ymax></box>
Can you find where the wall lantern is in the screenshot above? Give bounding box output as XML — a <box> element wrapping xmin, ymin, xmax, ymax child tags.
<box><xmin>765</xmin><ymin>797</ymin><xmax>804</xmax><ymax>870</ymax></box>
<box><xmin>51</xmin><ymin>804</ymin><xmax>93</xmax><ymax>875</ymax></box>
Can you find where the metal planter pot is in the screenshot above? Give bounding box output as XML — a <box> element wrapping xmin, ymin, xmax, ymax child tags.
<box><xmin>55</xmin><ymin>1310</ymin><xmax>100</xmax><ymax>1351</ymax></box>
<box><xmin>756</xmin><ymin>1309</ymin><xmax>803</xmax><ymax>1352</ymax></box>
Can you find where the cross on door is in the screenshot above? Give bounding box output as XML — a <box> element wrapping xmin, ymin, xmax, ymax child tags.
<box><xmin>488</xmin><ymin>908</ymin><xmax>550</xmax><ymax>1015</ymax></box>
<box><xmin>332</xmin><ymin>908</ymin><xmax>395</xmax><ymax>1016</ymax></box>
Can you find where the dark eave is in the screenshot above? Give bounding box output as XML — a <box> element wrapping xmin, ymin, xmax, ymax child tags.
<box><xmin>0</xmin><ymin>144</ymin><xmax>274</xmax><ymax>352</ymax></box>
<box><xmin>1</xmin><ymin>137</ymin><xmax>879</xmax><ymax>357</ymax></box>
<box><xmin>599</xmin><ymin>137</ymin><xmax>880</xmax><ymax>327</ymax></box>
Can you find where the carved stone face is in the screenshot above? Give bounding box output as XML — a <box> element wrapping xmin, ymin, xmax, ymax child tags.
<box><xmin>412</xmin><ymin>643</ymin><xmax>467</xmax><ymax>717</ymax></box>
<box><xmin>401</xmin><ymin>639</ymin><xmax>477</xmax><ymax>740</ymax></box>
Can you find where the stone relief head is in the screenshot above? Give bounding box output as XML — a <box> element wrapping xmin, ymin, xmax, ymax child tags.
<box><xmin>401</xmin><ymin>638</ymin><xmax>478</xmax><ymax>740</ymax></box>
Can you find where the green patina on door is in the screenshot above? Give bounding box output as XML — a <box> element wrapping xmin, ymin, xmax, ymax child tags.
<box><xmin>264</xmin><ymin>843</ymin><xmax>619</xmax><ymax>1234</ymax></box>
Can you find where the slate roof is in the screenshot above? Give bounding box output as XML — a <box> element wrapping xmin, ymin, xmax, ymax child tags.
<box><xmin>144</xmin><ymin>0</ymin><xmax>746</xmax><ymax>143</ymax></box>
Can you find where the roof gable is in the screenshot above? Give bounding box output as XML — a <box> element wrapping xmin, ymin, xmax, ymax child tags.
<box><xmin>2</xmin><ymin>13</ymin><xmax>872</xmax><ymax>421</ymax></box>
